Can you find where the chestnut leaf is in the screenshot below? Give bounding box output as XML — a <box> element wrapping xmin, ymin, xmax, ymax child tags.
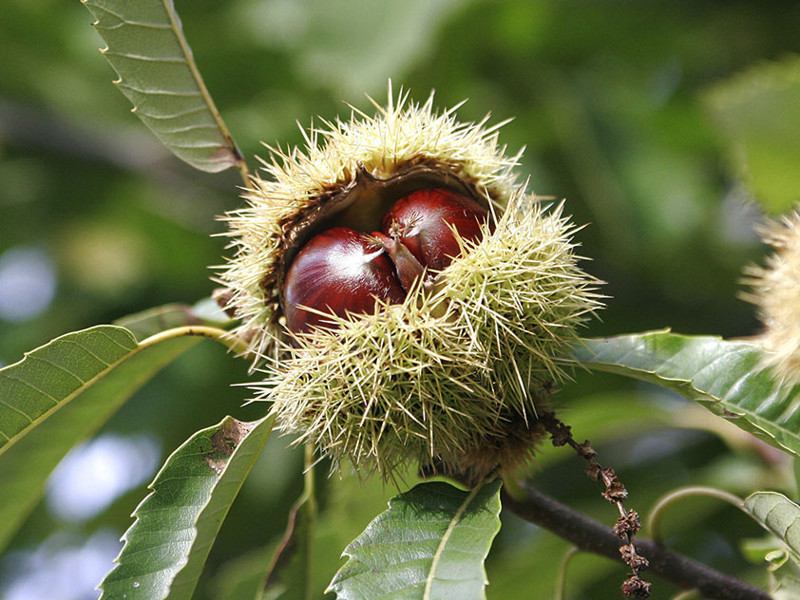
<box><xmin>0</xmin><ymin>325</ymin><xmax>200</xmax><ymax>554</ymax></box>
<box><xmin>81</xmin><ymin>0</ymin><xmax>243</xmax><ymax>174</ymax></box>
<box><xmin>743</xmin><ymin>491</ymin><xmax>800</xmax><ymax>596</ymax></box>
<box><xmin>328</xmin><ymin>479</ymin><xmax>502</xmax><ymax>600</ymax></box>
<box><xmin>744</xmin><ymin>491</ymin><xmax>800</xmax><ymax>564</ymax></box>
<box><xmin>573</xmin><ymin>330</ymin><xmax>800</xmax><ymax>459</ymax></box>
<box><xmin>100</xmin><ymin>415</ymin><xmax>276</xmax><ymax>600</ymax></box>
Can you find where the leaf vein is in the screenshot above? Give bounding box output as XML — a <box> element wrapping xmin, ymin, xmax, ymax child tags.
<box><xmin>116</xmin><ymin>83</ymin><xmax>203</xmax><ymax>97</ymax></box>
<box><xmin>135</xmin><ymin>105</ymin><xmax>208</xmax><ymax>120</ymax></box>
<box><xmin>103</xmin><ymin>52</ymin><xmax>186</xmax><ymax>64</ymax></box>
<box><xmin>0</xmin><ymin>388</ymin><xmax>46</xmax><ymax>420</ymax></box>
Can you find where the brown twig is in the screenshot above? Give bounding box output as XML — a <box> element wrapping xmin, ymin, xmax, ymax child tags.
<box><xmin>501</xmin><ymin>482</ymin><xmax>770</xmax><ymax>600</ymax></box>
<box><xmin>537</xmin><ymin>411</ymin><xmax>651</xmax><ymax>597</ymax></box>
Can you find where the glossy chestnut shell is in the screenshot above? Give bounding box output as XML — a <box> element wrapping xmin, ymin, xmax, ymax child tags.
<box><xmin>283</xmin><ymin>227</ymin><xmax>405</xmax><ymax>333</ymax></box>
<box><xmin>381</xmin><ymin>188</ymin><xmax>488</xmax><ymax>272</ymax></box>
<box><xmin>282</xmin><ymin>186</ymin><xmax>489</xmax><ymax>334</ymax></box>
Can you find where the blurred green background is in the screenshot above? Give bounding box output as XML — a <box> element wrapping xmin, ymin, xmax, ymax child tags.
<box><xmin>1</xmin><ymin>1</ymin><xmax>799</xmax><ymax>598</ymax></box>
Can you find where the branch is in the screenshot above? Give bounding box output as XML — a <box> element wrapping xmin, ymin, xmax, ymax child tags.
<box><xmin>501</xmin><ymin>483</ymin><xmax>770</xmax><ymax>600</ymax></box>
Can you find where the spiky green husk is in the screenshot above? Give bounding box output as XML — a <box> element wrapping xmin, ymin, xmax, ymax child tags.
<box><xmin>252</xmin><ymin>194</ymin><xmax>603</xmax><ymax>481</ymax></box>
<box><xmin>744</xmin><ymin>209</ymin><xmax>800</xmax><ymax>385</ymax></box>
<box><xmin>220</xmin><ymin>89</ymin><xmax>604</xmax><ymax>481</ymax></box>
<box><xmin>219</xmin><ymin>89</ymin><xmax>520</xmax><ymax>359</ymax></box>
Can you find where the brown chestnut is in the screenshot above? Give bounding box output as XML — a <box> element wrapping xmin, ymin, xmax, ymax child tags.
<box><xmin>381</xmin><ymin>188</ymin><xmax>488</xmax><ymax>272</ymax></box>
<box><xmin>283</xmin><ymin>187</ymin><xmax>489</xmax><ymax>334</ymax></box>
<box><xmin>283</xmin><ymin>227</ymin><xmax>405</xmax><ymax>333</ymax></box>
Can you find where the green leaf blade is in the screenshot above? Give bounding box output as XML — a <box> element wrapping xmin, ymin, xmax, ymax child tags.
<box><xmin>0</xmin><ymin>325</ymin><xmax>200</xmax><ymax>553</ymax></box>
<box><xmin>0</xmin><ymin>327</ymin><xmax>137</xmax><ymax>449</ymax></box>
<box><xmin>82</xmin><ymin>0</ymin><xmax>241</xmax><ymax>173</ymax></box>
<box><xmin>744</xmin><ymin>491</ymin><xmax>800</xmax><ymax>564</ymax></box>
<box><xmin>100</xmin><ymin>415</ymin><xmax>276</xmax><ymax>600</ymax></box>
<box><xmin>573</xmin><ymin>331</ymin><xmax>800</xmax><ymax>458</ymax></box>
<box><xmin>329</xmin><ymin>480</ymin><xmax>502</xmax><ymax>600</ymax></box>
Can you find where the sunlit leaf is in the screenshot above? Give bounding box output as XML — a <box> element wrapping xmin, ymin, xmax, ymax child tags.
<box><xmin>573</xmin><ymin>331</ymin><xmax>800</xmax><ymax>459</ymax></box>
<box><xmin>772</xmin><ymin>577</ymin><xmax>800</xmax><ymax>600</ymax></box>
<box><xmin>0</xmin><ymin>325</ymin><xmax>199</xmax><ymax>552</ymax></box>
<box><xmin>328</xmin><ymin>479</ymin><xmax>502</xmax><ymax>600</ymax></box>
<box><xmin>706</xmin><ymin>55</ymin><xmax>800</xmax><ymax>214</ymax></box>
<box><xmin>310</xmin><ymin>469</ymin><xmax>406</xmax><ymax>598</ymax></box>
<box><xmin>100</xmin><ymin>415</ymin><xmax>276</xmax><ymax>600</ymax></box>
<box><xmin>267</xmin><ymin>1</ymin><xmax>465</xmax><ymax>97</ymax></box>
<box><xmin>81</xmin><ymin>0</ymin><xmax>243</xmax><ymax>173</ymax></box>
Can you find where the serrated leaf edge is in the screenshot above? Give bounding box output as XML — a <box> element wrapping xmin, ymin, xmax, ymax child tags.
<box><xmin>81</xmin><ymin>0</ymin><xmax>244</xmax><ymax>175</ymax></box>
<box><xmin>100</xmin><ymin>415</ymin><xmax>274</xmax><ymax>600</ymax></box>
<box><xmin>575</xmin><ymin>330</ymin><xmax>800</xmax><ymax>459</ymax></box>
<box><xmin>328</xmin><ymin>480</ymin><xmax>502</xmax><ymax>599</ymax></box>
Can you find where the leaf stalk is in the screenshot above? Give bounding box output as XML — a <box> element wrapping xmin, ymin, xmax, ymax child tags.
<box><xmin>647</xmin><ymin>486</ymin><xmax>746</xmax><ymax>544</ymax></box>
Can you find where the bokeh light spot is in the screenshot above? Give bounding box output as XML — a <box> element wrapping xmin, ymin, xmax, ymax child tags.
<box><xmin>0</xmin><ymin>246</ymin><xmax>57</xmax><ymax>322</ymax></box>
<box><xmin>46</xmin><ymin>434</ymin><xmax>161</xmax><ymax>523</ymax></box>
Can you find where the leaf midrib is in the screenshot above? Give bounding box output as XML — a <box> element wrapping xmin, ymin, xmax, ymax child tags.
<box><xmin>0</xmin><ymin>329</ymin><xmax>137</xmax><ymax>456</ymax></box>
<box><xmin>423</xmin><ymin>483</ymin><xmax>484</xmax><ymax>599</ymax></box>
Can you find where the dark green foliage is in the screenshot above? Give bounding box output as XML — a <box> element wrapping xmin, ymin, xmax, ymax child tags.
<box><xmin>1</xmin><ymin>2</ymin><xmax>799</xmax><ymax>599</ymax></box>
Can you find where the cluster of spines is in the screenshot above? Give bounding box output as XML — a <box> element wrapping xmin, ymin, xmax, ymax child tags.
<box><xmin>219</xmin><ymin>89</ymin><xmax>522</xmax><ymax>360</ymax></box>
<box><xmin>743</xmin><ymin>209</ymin><xmax>800</xmax><ymax>385</ymax></box>
<box><xmin>253</xmin><ymin>193</ymin><xmax>603</xmax><ymax>480</ymax></box>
